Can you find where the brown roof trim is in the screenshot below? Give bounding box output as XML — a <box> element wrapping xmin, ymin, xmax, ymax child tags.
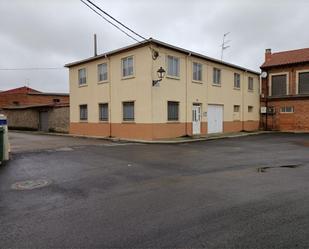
<box><xmin>2</xmin><ymin>103</ymin><xmax>69</xmax><ymax>110</ymax></box>
<box><xmin>267</xmin><ymin>95</ymin><xmax>309</xmax><ymax>101</ymax></box>
<box><xmin>65</xmin><ymin>38</ymin><xmax>260</xmax><ymax>75</ymax></box>
<box><xmin>27</xmin><ymin>92</ymin><xmax>69</xmax><ymax>96</ymax></box>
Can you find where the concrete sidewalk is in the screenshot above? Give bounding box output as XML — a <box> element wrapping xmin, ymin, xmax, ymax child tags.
<box><xmin>10</xmin><ymin>129</ymin><xmax>271</xmax><ymax>144</ymax></box>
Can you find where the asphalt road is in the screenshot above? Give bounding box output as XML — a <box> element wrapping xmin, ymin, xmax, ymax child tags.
<box><xmin>1</xmin><ymin>132</ymin><xmax>309</xmax><ymax>248</ymax></box>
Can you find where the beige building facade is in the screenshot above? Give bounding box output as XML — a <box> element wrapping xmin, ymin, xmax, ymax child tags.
<box><xmin>66</xmin><ymin>39</ymin><xmax>260</xmax><ymax>140</ymax></box>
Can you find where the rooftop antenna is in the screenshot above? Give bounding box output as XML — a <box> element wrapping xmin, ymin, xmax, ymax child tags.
<box><xmin>220</xmin><ymin>32</ymin><xmax>231</xmax><ymax>61</ymax></box>
<box><xmin>25</xmin><ymin>78</ymin><xmax>30</xmax><ymax>88</ymax></box>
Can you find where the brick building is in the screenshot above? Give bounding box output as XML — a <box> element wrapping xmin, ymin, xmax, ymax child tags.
<box><xmin>0</xmin><ymin>86</ymin><xmax>70</xmax><ymax>132</ymax></box>
<box><xmin>260</xmin><ymin>48</ymin><xmax>309</xmax><ymax>131</ymax></box>
<box><xmin>0</xmin><ymin>86</ymin><xmax>69</xmax><ymax>108</ymax></box>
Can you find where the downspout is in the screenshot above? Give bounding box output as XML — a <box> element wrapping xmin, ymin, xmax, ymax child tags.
<box><xmin>186</xmin><ymin>52</ymin><xmax>191</xmax><ymax>136</ymax></box>
<box><xmin>106</xmin><ymin>54</ymin><xmax>112</xmax><ymax>137</ymax></box>
<box><xmin>242</xmin><ymin>71</ymin><xmax>247</xmax><ymax>131</ymax></box>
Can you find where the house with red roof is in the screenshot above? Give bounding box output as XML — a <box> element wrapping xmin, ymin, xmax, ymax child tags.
<box><xmin>0</xmin><ymin>86</ymin><xmax>70</xmax><ymax>132</ymax></box>
<box><xmin>260</xmin><ymin>48</ymin><xmax>309</xmax><ymax>131</ymax></box>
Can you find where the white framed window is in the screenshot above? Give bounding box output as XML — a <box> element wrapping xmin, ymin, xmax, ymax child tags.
<box><xmin>168</xmin><ymin>101</ymin><xmax>179</xmax><ymax>121</ymax></box>
<box><xmin>99</xmin><ymin>103</ymin><xmax>108</xmax><ymax>121</ymax></box>
<box><xmin>234</xmin><ymin>73</ymin><xmax>241</xmax><ymax>89</ymax></box>
<box><xmin>233</xmin><ymin>105</ymin><xmax>240</xmax><ymax>112</ymax></box>
<box><xmin>280</xmin><ymin>106</ymin><xmax>294</xmax><ymax>113</ymax></box>
<box><xmin>167</xmin><ymin>55</ymin><xmax>180</xmax><ymax>77</ymax></box>
<box><xmin>79</xmin><ymin>104</ymin><xmax>88</xmax><ymax>121</ymax></box>
<box><xmin>78</xmin><ymin>68</ymin><xmax>87</xmax><ymax>86</ymax></box>
<box><xmin>248</xmin><ymin>77</ymin><xmax>254</xmax><ymax>91</ymax></box>
<box><xmin>213</xmin><ymin>68</ymin><xmax>221</xmax><ymax>85</ymax></box>
<box><xmin>248</xmin><ymin>106</ymin><xmax>253</xmax><ymax>112</ymax></box>
<box><xmin>193</xmin><ymin>62</ymin><xmax>202</xmax><ymax>82</ymax></box>
<box><xmin>123</xmin><ymin>101</ymin><xmax>134</xmax><ymax>121</ymax></box>
<box><xmin>122</xmin><ymin>56</ymin><xmax>134</xmax><ymax>78</ymax></box>
<box><xmin>98</xmin><ymin>63</ymin><xmax>108</xmax><ymax>82</ymax></box>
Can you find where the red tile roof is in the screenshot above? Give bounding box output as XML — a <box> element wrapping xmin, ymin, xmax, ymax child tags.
<box><xmin>261</xmin><ymin>48</ymin><xmax>309</xmax><ymax>68</ymax></box>
<box><xmin>0</xmin><ymin>86</ymin><xmax>41</xmax><ymax>94</ymax></box>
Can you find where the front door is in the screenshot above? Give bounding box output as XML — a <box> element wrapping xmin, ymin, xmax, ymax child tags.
<box><xmin>192</xmin><ymin>104</ymin><xmax>201</xmax><ymax>135</ymax></box>
<box><xmin>39</xmin><ymin>111</ymin><xmax>49</xmax><ymax>132</ymax></box>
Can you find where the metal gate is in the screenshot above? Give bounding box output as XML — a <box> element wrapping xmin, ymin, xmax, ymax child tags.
<box><xmin>39</xmin><ymin>111</ymin><xmax>49</xmax><ymax>132</ymax></box>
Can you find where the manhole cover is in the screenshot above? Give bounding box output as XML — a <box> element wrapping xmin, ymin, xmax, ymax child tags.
<box><xmin>11</xmin><ymin>179</ymin><xmax>52</xmax><ymax>190</ymax></box>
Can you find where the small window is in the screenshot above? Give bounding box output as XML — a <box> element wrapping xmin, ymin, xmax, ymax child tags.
<box><xmin>248</xmin><ymin>106</ymin><xmax>254</xmax><ymax>112</ymax></box>
<box><xmin>234</xmin><ymin>73</ymin><xmax>241</xmax><ymax>89</ymax></box>
<box><xmin>248</xmin><ymin>77</ymin><xmax>254</xmax><ymax>91</ymax></box>
<box><xmin>98</xmin><ymin>63</ymin><xmax>108</xmax><ymax>82</ymax></box>
<box><xmin>168</xmin><ymin>101</ymin><xmax>179</xmax><ymax>121</ymax></box>
<box><xmin>213</xmin><ymin>68</ymin><xmax>221</xmax><ymax>85</ymax></box>
<box><xmin>79</xmin><ymin>104</ymin><xmax>88</xmax><ymax>121</ymax></box>
<box><xmin>12</xmin><ymin>101</ymin><xmax>20</xmax><ymax>106</ymax></box>
<box><xmin>233</xmin><ymin>105</ymin><xmax>240</xmax><ymax>112</ymax></box>
<box><xmin>299</xmin><ymin>72</ymin><xmax>309</xmax><ymax>94</ymax></box>
<box><xmin>99</xmin><ymin>103</ymin><xmax>108</xmax><ymax>121</ymax></box>
<box><xmin>271</xmin><ymin>74</ymin><xmax>287</xmax><ymax>96</ymax></box>
<box><xmin>53</xmin><ymin>99</ymin><xmax>60</xmax><ymax>103</ymax></box>
<box><xmin>167</xmin><ymin>55</ymin><xmax>180</xmax><ymax>77</ymax></box>
<box><xmin>123</xmin><ymin>102</ymin><xmax>134</xmax><ymax>121</ymax></box>
<box><xmin>78</xmin><ymin>68</ymin><xmax>87</xmax><ymax>86</ymax></box>
<box><xmin>193</xmin><ymin>62</ymin><xmax>202</xmax><ymax>81</ymax></box>
<box><xmin>280</xmin><ymin>106</ymin><xmax>294</xmax><ymax>113</ymax></box>
<box><xmin>122</xmin><ymin>56</ymin><xmax>134</xmax><ymax>78</ymax></box>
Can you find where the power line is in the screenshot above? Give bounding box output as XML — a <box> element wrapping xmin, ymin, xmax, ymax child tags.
<box><xmin>0</xmin><ymin>67</ymin><xmax>65</xmax><ymax>71</ymax></box>
<box><xmin>85</xmin><ymin>0</ymin><xmax>147</xmax><ymax>41</ymax></box>
<box><xmin>80</xmin><ymin>0</ymin><xmax>142</xmax><ymax>43</ymax></box>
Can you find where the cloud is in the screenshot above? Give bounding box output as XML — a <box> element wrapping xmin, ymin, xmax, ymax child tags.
<box><xmin>0</xmin><ymin>0</ymin><xmax>308</xmax><ymax>92</ymax></box>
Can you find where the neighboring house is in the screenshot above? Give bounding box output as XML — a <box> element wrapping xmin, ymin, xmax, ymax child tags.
<box><xmin>0</xmin><ymin>86</ymin><xmax>70</xmax><ymax>132</ymax></box>
<box><xmin>65</xmin><ymin>38</ymin><xmax>260</xmax><ymax>140</ymax></box>
<box><xmin>260</xmin><ymin>48</ymin><xmax>309</xmax><ymax>131</ymax></box>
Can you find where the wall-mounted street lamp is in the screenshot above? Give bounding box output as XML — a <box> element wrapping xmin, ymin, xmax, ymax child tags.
<box><xmin>152</xmin><ymin>67</ymin><xmax>166</xmax><ymax>86</ymax></box>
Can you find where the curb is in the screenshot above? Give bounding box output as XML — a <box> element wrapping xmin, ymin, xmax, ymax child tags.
<box><xmin>9</xmin><ymin>130</ymin><xmax>273</xmax><ymax>144</ymax></box>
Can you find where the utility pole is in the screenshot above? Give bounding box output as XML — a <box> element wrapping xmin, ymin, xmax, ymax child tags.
<box><xmin>220</xmin><ymin>32</ymin><xmax>231</xmax><ymax>61</ymax></box>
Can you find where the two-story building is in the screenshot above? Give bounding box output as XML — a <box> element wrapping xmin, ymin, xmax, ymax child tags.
<box><xmin>65</xmin><ymin>39</ymin><xmax>260</xmax><ymax>140</ymax></box>
<box><xmin>260</xmin><ymin>48</ymin><xmax>309</xmax><ymax>131</ymax></box>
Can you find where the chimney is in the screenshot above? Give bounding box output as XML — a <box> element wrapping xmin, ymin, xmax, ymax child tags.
<box><xmin>94</xmin><ymin>34</ymin><xmax>97</xmax><ymax>57</ymax></box>
<box><xmin>265</xmin><ymin>48</ymin><xmax>272</xmax><ymax>61</ymax></box>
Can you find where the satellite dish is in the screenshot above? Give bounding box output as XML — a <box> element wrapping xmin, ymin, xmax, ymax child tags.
<box><xmin>261</xmin><ymin>71</ymin><xmax>268</xmax><ymax>78</ymax></box>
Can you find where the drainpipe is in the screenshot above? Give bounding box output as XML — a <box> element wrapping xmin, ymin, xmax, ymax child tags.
<box><xmin>242</xmin><ymin>71</ymin><xmax>247</xmax><ymax>131</ymax></box>
<box><xmin>186</xmin><ymin>52</ymin><xmax>191</xmax><ymax>136</ymax></box>
<box><xmin>106</xmin><ymin>54</ymin><xmax>112</xmax><ymax>137</ymax></box>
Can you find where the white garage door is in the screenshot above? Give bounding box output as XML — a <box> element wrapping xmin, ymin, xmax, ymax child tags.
<box><xmin>208</xmin><ymin>105</ymin><xmax>223</xmax><ymax>134</ymax></box>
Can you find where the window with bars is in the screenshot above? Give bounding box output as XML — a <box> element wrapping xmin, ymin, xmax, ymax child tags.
<box><xmin>233</xmin><ymin>105</ymin><xmax>240</xmax><ymax>112</ymax></box>
<box><xmin>213</xmin><ymin>68</ymin><xmax>221</xmax><ymax>85</ymax></box>
<box><xmin>167</xmin><ymin>101</ymin><xmax>179</xmax><ymax>121</ymax></box>
<box><xmin>193</xmin><ymin>62</ymin><xmax>202</xmax><ymax>81</ymax></box>
<box><xmin>280</xmin><ymin>106</ymin><xmax>294</xmax><ymax>113</ymax></box>
<box><xmin>167</xmin><ymin>55</ymin><xmax>180</xmax><ymax>77</ymax></box>
<box><xmin>98</xmin><ymin>63</ymin><xmax>108</xmax><ymax>82</ymax></box>
<box><xmin>248</xmin><ymin>77</ymin><xmax>254</xmax><ymax>91</ymax></box>
<box><xmin>234</xmin><ymin>73</ymin><xmax>241</xmax><ymax>89</ymax></box>
<box><xmin>123</xmin><ymin>102</ymin><xmax>134</xmax><ymax>121</ymax></box>
<box><xmin>78</xmin><ymin>68</ymin><xmax>87</xmax><ymax>86</ymax></box>
<box><xmin>99</xmin><ymin>103</ymin><xmax>108</xmax><ymax>121</ymax></box>
<box><xmin>271</xmin><ymin>74</ymin><xmax>287</xmax><ymax>96</ymax></box>
<box><xmin>122</xmin><ymin>56</ymin><xmax>134</xmax><ymax>78</ymax></box>
<box><xmin>299</xmin><ymin>72</ymin><xmax>309</xmax><ymax>94</ymax></box>
<box><xmin>79</xmin><ymin>104</ymin><xmax>88</xmax><ymax>121</ymax></box>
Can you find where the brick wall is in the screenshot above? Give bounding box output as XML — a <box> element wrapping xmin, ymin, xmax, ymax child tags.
<box><xmin>0</xmin><ymin>93</ymin><xmax>69</xmax><ymax>108</ymax></box>
<box><xmin>261</xmin><ymin>63</ymin><xmax>309</xmax><ymax>131</ymax></box>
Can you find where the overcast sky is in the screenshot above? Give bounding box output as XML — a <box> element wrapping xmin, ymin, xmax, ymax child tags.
<box><xmin>0</xmin><ymin>0</ymin><xmax>308</xmax><ymax>93</ymax></box>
